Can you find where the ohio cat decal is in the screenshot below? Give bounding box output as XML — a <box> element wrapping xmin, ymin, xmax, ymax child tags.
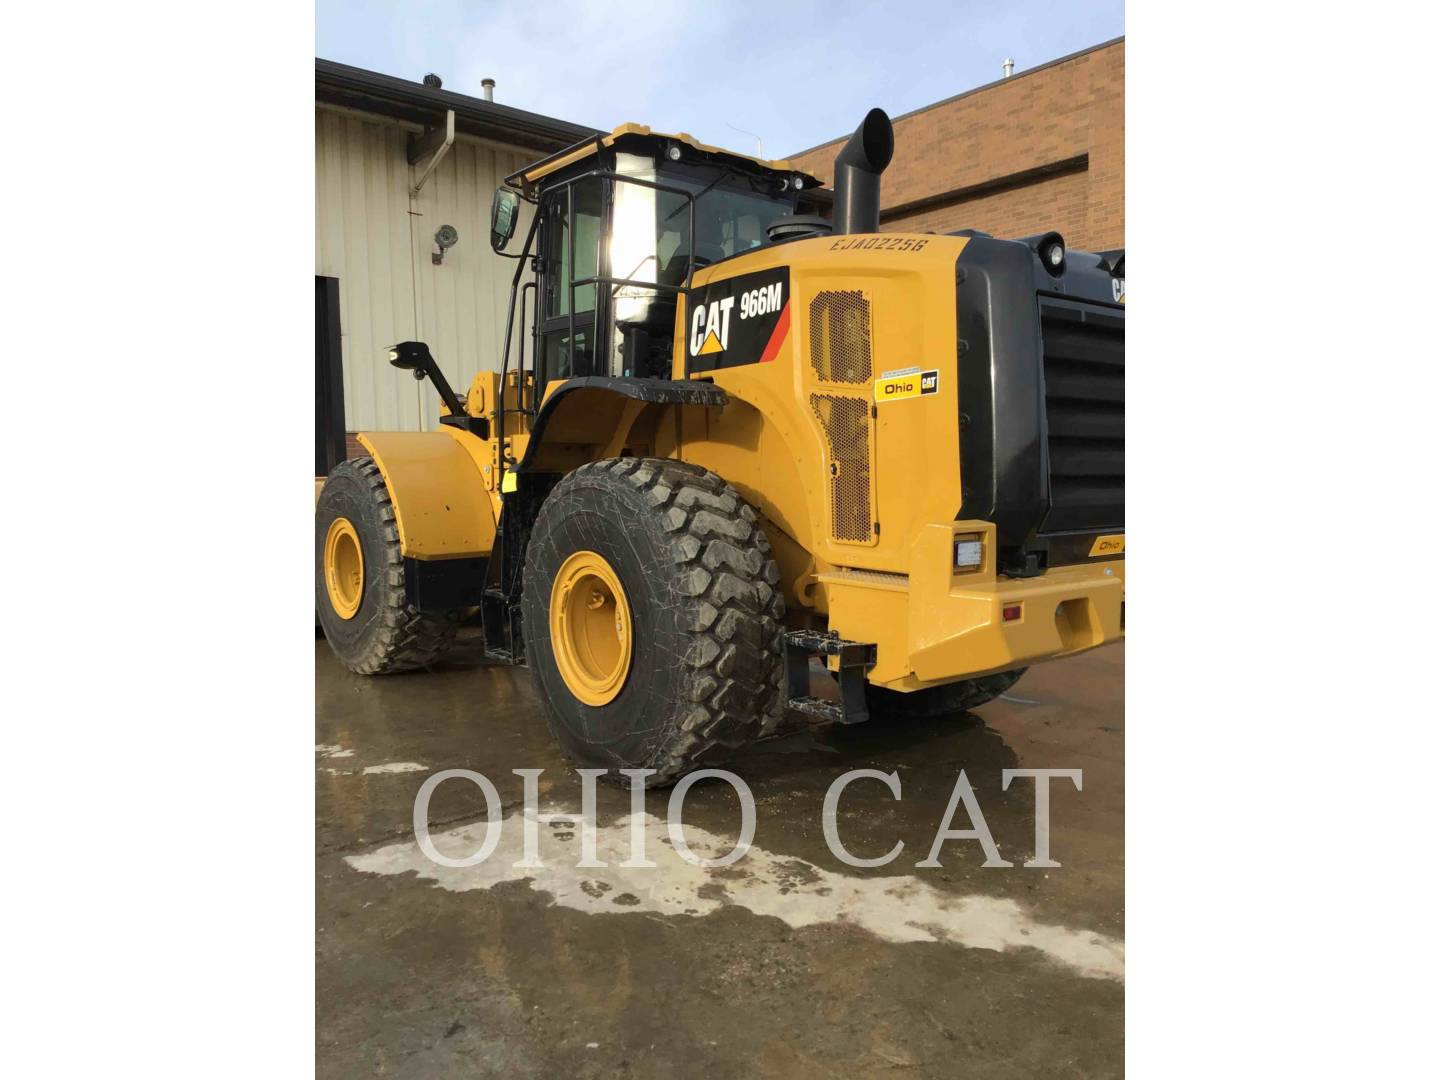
<box><xmin>686</xmin><ymin>267</ymin><xmax>790</xmax><ymax>372</ymax></box>
<box><xmin>873</xmin><ymin>366</ymin><xmax>939</xmax><ymax>403</ymax></box>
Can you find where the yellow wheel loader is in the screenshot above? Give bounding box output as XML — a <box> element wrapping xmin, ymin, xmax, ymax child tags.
<box><xmin>316</xmin><ymin>109</ymin><xmax>1125</xmax><ymax>783</ymax></box>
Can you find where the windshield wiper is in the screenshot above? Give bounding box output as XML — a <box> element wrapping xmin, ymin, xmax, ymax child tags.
<box><xmin>664</xmin><ymin>166</ymin><xmax>739</xmax><ymax>223</ymax></box>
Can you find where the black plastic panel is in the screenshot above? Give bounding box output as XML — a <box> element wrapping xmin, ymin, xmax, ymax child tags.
<box><xmin>954</xmin><ymin>241</ymin><xmax>1049</xmax><ymax>567</ymax></box>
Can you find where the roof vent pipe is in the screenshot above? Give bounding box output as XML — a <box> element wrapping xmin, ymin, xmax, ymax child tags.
<box><xmin>1003</xmin><ymin>58</ymin><xmax>1015</xmax><ymax>78</ymax></box>
<box><xmin>423</xmin><ymin>73</ymin><xmax>443</xmax><ymax>88</ymax></box>
<box><xmin>831</xmin><ymin>107</ymin><xmax>894</xmax><ymax>236</ymax></box>
<box><xmin>481</xmin><ymin>78</ymin><xmax>495</xmax><ymax>102</ymax></box>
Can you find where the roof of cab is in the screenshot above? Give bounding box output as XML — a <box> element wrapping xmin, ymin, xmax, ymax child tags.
<box><xmin>508</xmin><ymin>123</ymin><xmax>822</xmax><ymax>193</ymax></box>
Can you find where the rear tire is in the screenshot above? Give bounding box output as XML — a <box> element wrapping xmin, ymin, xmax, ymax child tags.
<box><xmin>865</xmin><ymin>669</ymin><xmax>1027</xmax><ymax>721</ymax></box>
<box><xmin>315</xmin><ymin>457</ymin><xmax>460</xmax><ymax>674</ymax></box>
<box><xmin>521</xmin><ymin>458</ymin><xmax>785</xmax><ymax>786</ymax></box>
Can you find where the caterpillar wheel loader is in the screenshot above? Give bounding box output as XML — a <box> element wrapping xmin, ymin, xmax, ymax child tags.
<box><xmin>316</xmin><ymin>108</ymin><xmax>1125</xmax><ymax>785</ymax></box>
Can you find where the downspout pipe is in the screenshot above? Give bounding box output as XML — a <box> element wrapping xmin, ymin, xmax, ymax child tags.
<box><xmin>831</xmin><ymin>107</ymin><xmax>894</xmax><ymax>235</ymax></box>
<box><xmin>411</xmin><ymin>108</ymin><xmax>456</xmax><ymax>196</ymax></box>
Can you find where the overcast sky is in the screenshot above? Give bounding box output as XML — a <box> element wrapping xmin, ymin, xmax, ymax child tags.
<box><xmin>316</xmin><ymin>0</ymin><xmax>1124</xmax><ymax>157</ymax></box>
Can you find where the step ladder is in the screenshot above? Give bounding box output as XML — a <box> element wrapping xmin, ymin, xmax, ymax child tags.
<box><xmin>783</xmin><ymin>630</ymin><xmax>876</xmax><ymax>725</ymax></box>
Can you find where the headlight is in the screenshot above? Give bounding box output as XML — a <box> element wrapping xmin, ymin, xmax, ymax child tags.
<box><xmin>953</xmin><ymin>534</ymin><xmax>984</xmax><ymax>571</ymax></box>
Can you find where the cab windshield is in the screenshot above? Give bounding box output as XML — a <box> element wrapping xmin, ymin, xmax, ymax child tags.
<box><xmin>652</xmin><ymin>167</ymin><xmax>797</xmax><ymax>284</ymax></box>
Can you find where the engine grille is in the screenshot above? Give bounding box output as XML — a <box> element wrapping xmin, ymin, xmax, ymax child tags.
<box><xmin>809</xmin><ymin>393</ymin><xmax>874</xmax><ymax>542</ymax></box>
<box><xmin>1039</xmin><ymin>300</ymin><xmax>1124</xmax><ymax>534</ymax></box>
<box><xmin>808</xmin><ymin>290</ymin><xmax>873</xmax><ymax>384</ymax></box>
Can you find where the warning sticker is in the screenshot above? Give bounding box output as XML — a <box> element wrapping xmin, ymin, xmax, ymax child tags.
<box><xmin>874</xmin><ymin>368</ymin><xmax>939</xmax><ymax>403</ymax></box>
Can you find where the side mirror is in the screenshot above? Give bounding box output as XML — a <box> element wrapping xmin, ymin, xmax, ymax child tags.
<box><xmin>387</xmin><ymin>341</ymin><xmax>467</xmax><ymax>419</ymax></box>
<box><xmin>490</xmin><ymin>188</ymin><xmax>520</xmax><ymax>252</ymax></box>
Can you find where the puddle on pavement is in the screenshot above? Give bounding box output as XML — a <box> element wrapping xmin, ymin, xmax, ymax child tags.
<box><xmin>346</xmin><ymin>809</ymin><xmax>1123</xmax><ymax>981</ymax></box>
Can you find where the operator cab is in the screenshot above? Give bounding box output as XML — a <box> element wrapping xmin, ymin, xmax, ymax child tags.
<box><xmin>489</xmin><ymin>125</ymin><xmax>821</xmax><ymax>393</ymax></box>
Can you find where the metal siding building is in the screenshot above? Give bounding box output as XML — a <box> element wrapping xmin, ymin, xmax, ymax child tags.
<box><xmin>314</xmin><ymin>62</ymin><xmax>596</xmax><ymax>452</ymax></box>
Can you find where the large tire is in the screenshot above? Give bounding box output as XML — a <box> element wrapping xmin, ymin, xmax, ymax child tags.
<box><xmin>521</xmin><ymin>458</ymin><xmax>785</xmax><ymax>785</ymax></box>
<box><xmin>315</xmin><ymin>457</ymin><xmax>460</xmax><ymax>674</ymax></box>
<box><xmin>865</xmin><ymin>669</ymin><xmax>1028</xmax><ymax>721</ymax></box>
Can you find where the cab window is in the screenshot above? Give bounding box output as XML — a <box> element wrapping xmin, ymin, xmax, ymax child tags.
<box><xmin>540</xmin><ymin>179</ymin><xmax>603</xmax><ymax>382</ymax></box>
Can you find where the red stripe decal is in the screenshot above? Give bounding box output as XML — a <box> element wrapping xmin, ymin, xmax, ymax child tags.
<box><xmin>758</xmin><ymin>301</ymin><xmax>791</xmax><ymax>364</ymax></box>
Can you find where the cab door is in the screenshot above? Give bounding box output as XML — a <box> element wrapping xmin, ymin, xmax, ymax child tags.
<box><xmin>538</xmin><ymin>178</ymin><xmax>605</xmax><ymax>388</ymax></box>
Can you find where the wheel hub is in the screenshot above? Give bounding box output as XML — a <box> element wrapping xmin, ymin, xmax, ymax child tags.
<box><xmin>324</xmin><ymin>516</ymin><xmax>364</xmax><ymax>620</ymax></box>
<box><xmin>549</xmin><ymin>550</ymin><xmax>632</xmax><ymax>706</ymax></box>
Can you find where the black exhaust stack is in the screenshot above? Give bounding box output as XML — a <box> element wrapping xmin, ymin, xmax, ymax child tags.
<box><xmin>831</xmin><ymin>108</ymin><xmax>894</xmax><ymax>235</ymax></box>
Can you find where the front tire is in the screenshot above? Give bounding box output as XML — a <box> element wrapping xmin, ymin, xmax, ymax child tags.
<box><xmin>521</xmin><ymin>458</ymin><xmax>785</xmax><ymax>785</ymax></box>
<box><xmin>315</xmin><ymin>457</ymin><xmax>460</xmax><ymax>674</ymax></box>
<box><xmin>864</xmin><ymin>669</ymin><xmax>1027</xmax><ymax>721</ymax></box>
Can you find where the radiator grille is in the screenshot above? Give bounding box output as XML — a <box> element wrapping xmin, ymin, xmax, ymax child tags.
<box><xmin>810</xmin><ymin>393</ymin><xmax>873</xmax><ymax>541</ymax></box>
<box><xmin>808</xmin><ymin>290</ymin><xmax>873</xmax><ymax>384</ymax></box>
<box><xmin>1040</xmin><ymin>302</ymin><xmax>1124</xmax><ymax>533</ymax></box>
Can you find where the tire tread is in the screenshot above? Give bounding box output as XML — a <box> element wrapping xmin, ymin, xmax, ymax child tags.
<box><xmin>526</xmin><ymin>457</ymin><xmax>785</xmax><ymax>785</ymax></box>
<box><xmin>319</xmin><ymin>457</ymin><xmax>460</xmax><ymax>674</ymax></box>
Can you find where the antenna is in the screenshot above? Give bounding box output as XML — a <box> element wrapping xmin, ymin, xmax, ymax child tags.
<box><xmin>725</xmin><ymin>121</ymin><xmax>764</xmax><ymax>159</ymax></box>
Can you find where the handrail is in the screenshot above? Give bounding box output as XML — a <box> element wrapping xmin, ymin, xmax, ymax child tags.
<box><xmin>503</xmin><ymin>133</ymin><xmax>606</xmax><ymax>190</ymax></box>
<box><xmin>495</xmin><ymin>209</ymin><xmax>542</xmax><ymax>481</ymax></box>
<box><xmin>518</xmin><ymin>280</ymin><xmax>535</xmax><ymax>408</ymax></box>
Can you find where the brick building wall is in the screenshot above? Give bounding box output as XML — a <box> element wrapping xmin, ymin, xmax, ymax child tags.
<box><xmin>790</xmin><ymin>37</ymin><xmax>1123</xmax><ymax>252</ymax></box>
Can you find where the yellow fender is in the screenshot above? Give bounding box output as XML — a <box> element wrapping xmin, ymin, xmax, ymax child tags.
<box><xmin>355</xmin><ymin>430</ymin><xmax>496</xmax><ymax>560</ymax></box>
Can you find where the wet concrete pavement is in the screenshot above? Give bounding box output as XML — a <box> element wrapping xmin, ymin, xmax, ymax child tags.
<box><xmin>317</xmin><ymin>631</ymin><xmax>1124</xmax><ymax>1077</ymax></box>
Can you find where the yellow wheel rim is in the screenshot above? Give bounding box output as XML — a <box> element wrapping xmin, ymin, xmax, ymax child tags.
<box><xmin>324</xmin><ymin>516</ymin><xmax>364</xmax><ymax>620</ymax></box>
<box><xmin>549</xmin><ymin>550</ymin><xmax>633</xmax><ymax>706</ymax></box>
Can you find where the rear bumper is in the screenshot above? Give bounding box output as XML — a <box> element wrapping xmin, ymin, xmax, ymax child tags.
<box><xmin>821</xmin><ymin>522</ymin><xmax>1124</xmax><ymax>691</ymax></box>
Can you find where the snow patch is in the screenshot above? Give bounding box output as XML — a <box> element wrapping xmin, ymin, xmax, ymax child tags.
<box><xmin>346</xmin><ymin>810</ymin><xmax>1123</xmax><ymax>981</ymax></box>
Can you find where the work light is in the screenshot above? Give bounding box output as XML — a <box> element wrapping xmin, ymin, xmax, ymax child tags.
<box><xmin>1025</xmin><ymin>231</ymin><xmax>1066</xmax><ymax>277</ymax></box>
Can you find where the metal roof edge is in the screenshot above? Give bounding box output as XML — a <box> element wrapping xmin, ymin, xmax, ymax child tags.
<box><xmin>315</xmin><ymin>58</ymin><xmax>602</xmax><ymax>149</ymax></box>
